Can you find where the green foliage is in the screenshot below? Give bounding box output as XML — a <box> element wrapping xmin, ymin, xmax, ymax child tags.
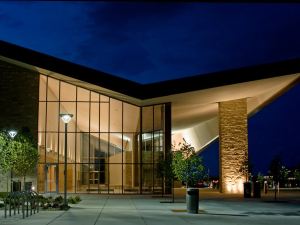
<box><xmin>172</xmin><ymin>141</ymin><xmax>205</xmax><ymax>187</ymax></box>
<box><xmin>9</xmin><ymin>133</ymin><xmax>39</xmax><ymax>179</ymax></box>
<box><xmin>294</xmin><ymin>169</ymin><xmax>300</xmax><ymax>182</ymax></box>
<box><xmin>279</xmin><ymin>166</ymin><xmax>289</xmax><ymax>184</ymax></box>
<box><xmin>157</xmin><ymin>151</ymin><xmax>174</xmax><ymax>178</ymax></box>
<box><xmin>9</xmin><ymin>135</ymin><xmax>39</xmax><ymax>177</ymax></box>
<box><xmin>0</xmin><ymin>192</ymin><xmax>8</xmax><ymax>200</ymax></box>
<box><xmin>54</xmin><ymin>196</ymin><xmax>63</xmax><ymax>203</ymax></box>
<box><xmin>68</xmin><ymin>195</ymin><xmax>82</xmax><ymax>204</ymax></box>
<box><xmin>0</xmin><ymin>132</ymin><xmax>13</xmax><ymax>173</ymax></box>
<box><xmin>0</xmin><ymin>130</ymin><xmax>38</xmax><ymax>187</ymax></box>
<box><xmin>74</xmin><ymin>195</ymin><xmax>81</xmax><ymax>202</ymax></box>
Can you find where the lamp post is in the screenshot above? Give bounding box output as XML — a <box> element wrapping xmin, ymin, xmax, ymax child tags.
<box><xmin>59</xmin><ymin>114</ymin><xmax>73</xmax><ymax>209</ymax></box>
<box><xmin>8</xmin><ymin>130</ymin><xmax>17</xmax><ymax>192</ymax></box>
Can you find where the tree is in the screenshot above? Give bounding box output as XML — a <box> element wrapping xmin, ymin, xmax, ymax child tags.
<box><xmin>172</xmin><ymin>141</ymin><xmax>205</xmax><ymax>188</ymax></box>
<box><xmin>9</xmin><ymin>133</ymin><xmax>39</xmax><ymax>190</ymax></box>
<box><xmin>0</xmin><ymin>131</ymin><xmax>15</xmax><ymax>192</ymax></box>
<box><xmin>279</xmin><ymin>166</ymin><xmax>289</xmax><ymax>187</ymax></box>
<box><xmin>0</xmin><ymin>132</ymin><xmax>11</xmax><ymax>173</ymax></box>
<box><xmin>157</xmin><ymin>150</ymin><xmax>175</xmax><ymax>202</ymax></box>
<box><xmin>294</xmin><ymin>169</ymin><xmax>300</xmax><ymax>187</ymax></box>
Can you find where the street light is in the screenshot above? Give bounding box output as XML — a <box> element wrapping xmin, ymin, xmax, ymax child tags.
<box><xmin>8</xmin><ymin>130</ymin><xmax>17</xmax><ymax>192</ymax></box>
<box><xmin>8</xmin><ymin>130</ymin><xmax>17</xmax><ymax>139</ymax></box>
<box><xmin>59</xmin><ymin>113</ymin><xmax>73</xmax><ymax>209</ymax></box>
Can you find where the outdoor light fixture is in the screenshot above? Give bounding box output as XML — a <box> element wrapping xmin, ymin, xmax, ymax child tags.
<box><xmin>8</xmin><ymin>130</ymin><xmax>17</xmax><ymax>139</ymax></box>
<box><xmin>60</xmin><ymin>114</ymin><xmax>73</xmax><ymax>124</ymax></box>
<box><xmin>59</xmin><ymin>113</ymin><xmax>73</xmax><ymax>209</ymax></box>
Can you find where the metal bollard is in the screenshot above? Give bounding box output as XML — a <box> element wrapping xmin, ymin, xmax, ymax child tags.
<box><xmin>37</xmin><ymin>194</ymin><xmax>39</xmax><ymax>213</ymax></box>
<box><xmin>22</xmin><ymin>196</ymin><xmax>25</xmax><ymax>219</ymax></box>
<box><xmin>25</xmin><ymin>196</ymin><xmax>29</xmax><ymax>217</ymax></box>
<box><xmin>4</xmin><ymin>198</ymin><xmax>7</xmax><ymax>218</ymax></box>
<box><xmin>13</xmin><ymin>195</ymin><xmax>16</xmax><ymax>215</ymax></box>
<box><xmin>30</xmin><ymin>195</ymin><xmax>33</xmax><ymax>216</ymax></box>
<box><xmin>17</xmin><ymin>195</ymin><xmax>20</xmax><ymax>214</ymax></box>
<box><xmin>3</xmin><ymin>191</ymin><xmax>40</xmax><ymax>220</ymax></box>
<box><xmin>9</xmin><ymin>196</ymin><xmax>11</xmax><ymax>217</ymax></box>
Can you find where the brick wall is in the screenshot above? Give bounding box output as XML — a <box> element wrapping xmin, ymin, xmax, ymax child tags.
<box><xmin>219</xmin><ymin>98</ymin><xmax>248</xmax><ymax>194</ymax></box>
<box><xmin>0</xmin><ymin>60</ymin><xmax>39</xmax><ymax>138</ymax></box>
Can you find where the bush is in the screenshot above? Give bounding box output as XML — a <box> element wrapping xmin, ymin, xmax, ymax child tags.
<box><xmin>0</xmin><ymin>192</ymin><xmax>8</xmax><ymax>200</ymax></box>
<box><xmin>74</xmin><ymin>195</ymin><xmax>81</xmax><ymax>202</ymax></box>
<box><xmin>68</xmin><ymin>195</ymin><xmax>81</xmax><ymax>204</ymax></box>
<box><xmin>54</xmin><ymin>196</ymin><xmax>63</xmax><ymax>204</ymax></box>
<box><xmin>38</xmin><ymin>195</ymin><xmax>81</xmax><ymax>209</ymax></box>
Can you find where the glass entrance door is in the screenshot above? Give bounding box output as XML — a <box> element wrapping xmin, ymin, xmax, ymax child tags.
<box><xmin>45</xmin><ymin>163</ymin><xmax>58</xmax><ymax>193</ymax></box>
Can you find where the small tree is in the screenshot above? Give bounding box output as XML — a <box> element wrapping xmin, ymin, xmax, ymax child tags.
<box><xmin>0</xmin><ymin>132</ymin><xmax>11</xmax><ymax>173</ymax></box>
<box><xmin>9</xmin><ymin>133</ymin><xmax>39</xmax><ymax>190</ymax></box>
<box><xmin>172</xmin><ymin>141</ymin><xmax>205</xmax><ymax>188</ymax></box>
<box><xmin>157</xmin><ymin>150</ymin><xmax>175</xmax><ymax>201</ymax></box>
<box><xmin>294</xmin><ymin>169</ymin><xmax>300</xmax><ymax>187</ymax></box>
<box><xmin>0</xmin><ymin>132</ymin><xmax>14</xmax><ymax>192</ymax></box>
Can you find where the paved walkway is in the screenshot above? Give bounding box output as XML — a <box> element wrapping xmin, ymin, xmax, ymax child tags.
<box><xmin>0</xmin><ymin>190</ymin><xmax>299</xmax><ymax>225</ymax></box>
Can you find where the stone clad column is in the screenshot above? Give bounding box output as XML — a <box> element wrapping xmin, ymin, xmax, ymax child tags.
<box><xmin>219</xmin><ymin>98</ymin><xmax>248</xmax><ymax>194</ymax></box>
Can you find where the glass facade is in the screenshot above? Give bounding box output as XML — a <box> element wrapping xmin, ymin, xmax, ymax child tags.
<box><xmin>37</xmin><ymin>75</ymin><xmax>167</xmax><ymax>194</ymax></box>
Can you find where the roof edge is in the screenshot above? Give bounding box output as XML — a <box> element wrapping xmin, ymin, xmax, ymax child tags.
<box><xmin>1</xmin><ymin>40</ymin><xmax>300</xmax><ymax>100</ymax></box>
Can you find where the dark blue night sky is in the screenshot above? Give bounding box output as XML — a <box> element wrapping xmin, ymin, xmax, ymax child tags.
<box><xmin>1</xmin><ymin>2</ymin><xmax>300</xmax><ymax>175</ymax></box>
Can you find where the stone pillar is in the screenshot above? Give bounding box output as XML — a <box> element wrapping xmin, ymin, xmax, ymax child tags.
<box><xmin>219</xmin><ymin>98</ymin><xmax>248</xmax><ymax>194</ymax></box>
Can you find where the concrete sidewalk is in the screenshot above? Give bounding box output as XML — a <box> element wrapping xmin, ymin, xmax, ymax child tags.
<box><xmin>0</xmin><ymin>191</ymin><xmax>299</xmax><ymax>225</ymax></box>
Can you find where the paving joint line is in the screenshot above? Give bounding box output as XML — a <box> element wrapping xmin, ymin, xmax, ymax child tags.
<box><xmin>46</xmin><ymin>210</ymin><xmax>68</xmax><ymax>225</ymax></box>
<box><xmin>131</xmin><ymin>197</ymin><xmax>149</xmax><ymax>225</ymax></box>
<box><xmin>93</xmin><ymin>195</ymin><xmax>109</xmax><ymax>225</ymax></box>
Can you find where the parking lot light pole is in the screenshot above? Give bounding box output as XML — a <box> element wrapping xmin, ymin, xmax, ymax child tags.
<box><xmin>8</xmin><ymin>130</ymin><xmax>17</xmax><ymax>192</ymax></box>
<box><xmin>59</xmin><ymin>114</ymin><xmax>73</xmax><ymax>209</ymax></box>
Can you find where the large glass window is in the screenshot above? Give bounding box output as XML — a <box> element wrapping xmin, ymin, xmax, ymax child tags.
<box><xmin>38</xmin><ymin>75</ymin><xmax>167</xmax><ymax>194</ymax></box>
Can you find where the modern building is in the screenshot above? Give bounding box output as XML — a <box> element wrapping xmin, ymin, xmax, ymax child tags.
<box><xmin>0</xmin><ymin>40</ymin><xmax>299</xmax><ymax>194</ymax></box>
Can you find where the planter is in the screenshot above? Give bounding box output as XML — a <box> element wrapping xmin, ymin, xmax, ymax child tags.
<box><xmin>186</xmin><ymin>188</ymin><xmax>199</xmax><ymax>214</ymax></box>
<box><xmin>244</xmin><ymin>182</ymin><xmax>252</xmax><ymax>198</ymax></box>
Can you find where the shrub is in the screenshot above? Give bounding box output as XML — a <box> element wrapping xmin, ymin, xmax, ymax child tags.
<box><xmin>68</xmin><ymin>195</ymin><xmax>81</xmax><ymax>204</ymax></box>
<box><xmin>0</xmin><ymin>192</ymin><xmax>8</xmax><ymax>200</ymax></box>
<box><xmin>54</xmin><ymin>196</ymin><xmax>63</xmax><ymax>204</ymax></box>
<box><xmin>74</xmin><ymin>195</ymin><xmax>81</xmax><ymax>202</ymax></box>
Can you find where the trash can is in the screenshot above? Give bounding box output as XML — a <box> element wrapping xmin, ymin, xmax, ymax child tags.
<box><xmin>244</xmin><ymin>182</ymin><xmax>252</xmax><ymax>198</ymax></box>
<box><xmin>186</xmin><ymin>188</ymin><xmax>199</xmax><ymax>214</ymax></box>
<box><xmin>253</xmin><ymin>182</ymin><xmax>261</xmax><ymax>198</ymax></box>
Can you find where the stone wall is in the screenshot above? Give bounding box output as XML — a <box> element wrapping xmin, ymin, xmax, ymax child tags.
<box><xmin>219</xmin><ymin>98</ymin><xmax>248</xmax><ymax>194</ymax></box>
